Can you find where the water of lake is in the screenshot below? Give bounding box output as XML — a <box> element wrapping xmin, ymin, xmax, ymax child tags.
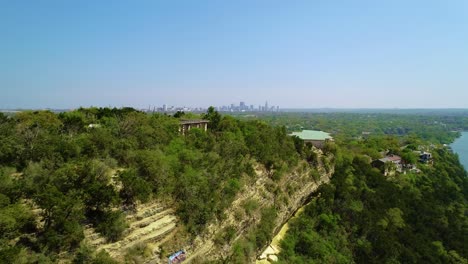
<box><xmin>450</xmin><ymin>132</ymin><xmax>468</xmax><ymax>170</ymax></box>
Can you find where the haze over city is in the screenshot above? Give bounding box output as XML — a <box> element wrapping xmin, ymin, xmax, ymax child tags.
<box><xmin>1</xmin><ymin>1</ymin><xmax>468</xmax><ymax>109</ymax></box>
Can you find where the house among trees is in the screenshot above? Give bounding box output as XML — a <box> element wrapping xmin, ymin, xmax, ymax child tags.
<box><xmin>179</xmin><ymin>119</ymin><xmax>209</xmax><ymax>134</ymax></box>
<box><xmin>372</xmin><ymin>154</ymin><xmax>403</xmax><ymax>176</ymax></box>
<box><xmin>418</xmin><ymin>151</ymin><xmax>432</xmax><ymax>164</ymax></box>
<box><xmin>290</xmin><ymin>130</ymin><xmax>333</xmax><ymax>148</ymax></box>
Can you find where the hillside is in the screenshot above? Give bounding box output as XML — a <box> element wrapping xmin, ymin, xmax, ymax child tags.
<box><xmin>239</xmin><ymin>111</ymin><xmax>468</xmax><ymax>264</ymax></box>
<box><xmin>182</xmin><ymin>153</ymin><xmax>333</xmax><ymax>263</ymax></box>
<box><xmin>76</xmin><ymin>151</ymin><xmax>333</xmax><ymax>263</ymax></box>
<box><xmin>2</xmin><ymin>108</ymin><xmax>466</xmax><ymax>264</ymax></box>
<box><xmin>0</xmin><ymin>107</ymin><xmax>333</xmax><ymax>263</ymax></box>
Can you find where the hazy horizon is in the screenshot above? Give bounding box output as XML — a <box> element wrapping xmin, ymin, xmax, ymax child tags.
<box><xmin>2</xmin><ymin>1</ymin><xmax>468</xmax><ymax>109</ymax></box>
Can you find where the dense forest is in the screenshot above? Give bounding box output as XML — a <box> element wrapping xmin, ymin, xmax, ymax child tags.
<box><xmin>279</xmin><ymin>147</ymin><xmax>467</xmax><ymax>263</ymax></box>
<box><xmin>242</xmin><ymin>112</ymin><xmax>468</xmax><ymax>144</ymax></box>
<box><xmin>272</xmin><ymin>114</ymin><xmax>468</xmax><ymax>263</ymax></box>
<box><xmin>1</xmin><ymin>108</ymin><xmax>467</xmax><ymax>263</ymax></box>
<box><xmin>0</xmin><ymin>107</ymin><xmax>300</xmax><ymax>263</ymax></box>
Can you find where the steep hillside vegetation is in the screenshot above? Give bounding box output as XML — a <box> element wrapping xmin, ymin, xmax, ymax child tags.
<box><xmin>181</xmin><ymin>151</ymin><xmax>333</xmax><ymax>264</ymax></box>
<box><xmin>278</xmin><ymin>143</ymin><xmax>468</xmax><ymax>263</ymax></box>
<box><xmin>0</xmin><ymin>107</ymin><xmax>326</xmax><ymax>263</ymax></box>
<box><xmin>4</xmin><ymin>108</ymin><xmax>465</xmax><ymax>263</ymax></box>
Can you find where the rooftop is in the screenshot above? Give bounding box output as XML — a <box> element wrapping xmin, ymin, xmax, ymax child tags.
<box><xmin>290</xmin><ymin>130</ymin><xmax>332</xmax><ymax>141</ymax></box>
<box><xmin>179</xmin><ymin>119</ymin><xmax>210</xmax><ymax>125</ymax></box>
<box><xmin>379</xmin><ymin>155</ymin><xmax>402</xmax><ymax>163</ymax></box>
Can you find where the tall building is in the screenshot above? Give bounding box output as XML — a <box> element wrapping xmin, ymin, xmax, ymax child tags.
<box><xmin>240</xmin><ymin>101</ymin><xmax>246</xmax><ymax>111</ymax></box>
<box><xmin>265</xmin><ymin>101</ymin><xmax>268</xmax><ymax>111</ymax></box>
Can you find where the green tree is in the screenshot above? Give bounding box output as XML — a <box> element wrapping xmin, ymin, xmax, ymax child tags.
<box><xmin>119</xmin><ymin>169</ymin><xmax>152</xmax><ymax>205</ymax></box>
<box><xmin>203</xmin><ymin>106</ymin><xmax>221</xmax><ymax>131</ymax></box>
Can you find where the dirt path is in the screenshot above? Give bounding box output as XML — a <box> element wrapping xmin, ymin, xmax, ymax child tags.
<box><xmin>256</xmin><ymin>204</ymin><xmax>308</xmax><ymax>263</ymax></box>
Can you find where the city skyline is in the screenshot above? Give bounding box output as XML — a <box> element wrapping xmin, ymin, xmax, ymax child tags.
<box><xmin>0</xmin><ymin>100</ymin><xmax>281</xmax><ymax>113</ymax></box>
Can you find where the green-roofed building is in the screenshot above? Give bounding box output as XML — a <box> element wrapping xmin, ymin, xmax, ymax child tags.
<box><xmin>290</xmin><ymin>130</ymin><xmax>333</xmax><ymax>148</ymax></box>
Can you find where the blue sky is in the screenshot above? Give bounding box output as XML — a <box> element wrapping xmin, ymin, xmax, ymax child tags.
<box><xmin>1</xmin><ymin>0</ymin><xmax>467</xmax><ymax>109</ymax></box>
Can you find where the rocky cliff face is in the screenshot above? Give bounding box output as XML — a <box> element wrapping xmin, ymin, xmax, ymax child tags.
<box><xmin>84</xmin><ymin>151</ymin><xmax>333</xmax><ymax>264</ymax></box>
<box><xmin>181</xmin><ymin>150</ymin><xmax>334</xmax><ymax>263</ymax></box>
<box><xmin>83</xmin><ymin>203</ymin><xmax>178</xmax><ymax>263</ymax></box>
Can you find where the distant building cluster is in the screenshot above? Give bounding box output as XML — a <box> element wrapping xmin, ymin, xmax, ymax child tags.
<box><xmin>143</xmin><ymin>101</ymin><xmax>280</xmax><ymax>113</ymax></box>
<box><xmin>143</xmin><ymin>105</ymin><xmax>207</xmax><ymax>113</ymax></box>
<box><xmin>371</xmin><ymin>151</ymin><xmax>433</xmax><ymax>176</ymax></box>
<box><xmin>217</xmin><ymin>101</ymin><xmax>280</xmax><ymax>112</ymax></box>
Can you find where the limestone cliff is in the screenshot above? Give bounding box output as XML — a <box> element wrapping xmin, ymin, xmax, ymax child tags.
<box><xmin>181</xmin><ymin>150</ymin><xmax>334</xmax><ymax>263</ymax></box>
<box><xmin>84</xmin><ymin>150</ymin><xmax>333</xmax><ymax>264</ymax></box>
